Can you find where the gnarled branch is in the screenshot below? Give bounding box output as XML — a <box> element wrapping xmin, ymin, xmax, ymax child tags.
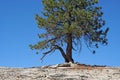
<box><xmin>53</xmin><ymin>45</ymin><xmax>68</xmax><ymax>62</ymax></box>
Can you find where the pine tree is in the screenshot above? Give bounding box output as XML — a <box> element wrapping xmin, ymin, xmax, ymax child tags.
<box><xmin>30</xmin><ymin>0</ymin><xmax>109</xmax><ymax>63</ymax></box>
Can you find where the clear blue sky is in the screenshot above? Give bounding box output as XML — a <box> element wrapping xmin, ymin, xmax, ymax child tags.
<box><xmin>0</xmin><ymin>0</ymin><xmax>120</xmax><ymax>68</ymax></box>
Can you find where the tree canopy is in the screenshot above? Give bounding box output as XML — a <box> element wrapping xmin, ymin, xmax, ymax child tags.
<box><xmin>30</xmin><ymin>0</ymin><xmax>109</xmax><ymax>63</ymax></box>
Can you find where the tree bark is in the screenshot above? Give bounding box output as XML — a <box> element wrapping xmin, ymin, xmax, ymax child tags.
<box><xmin>66</xmin><ymin>33</ymin><xmax>74</xmax><ymax>63</ymax></box>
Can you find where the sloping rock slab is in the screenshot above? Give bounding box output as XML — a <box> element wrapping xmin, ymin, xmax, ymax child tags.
<box><xmin>0</xmin><ymin>64</ymin><xmax>120</xmax><ymax>80</ymax></box>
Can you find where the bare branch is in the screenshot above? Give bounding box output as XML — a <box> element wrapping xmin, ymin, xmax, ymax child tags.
<box><xmin>53</xmin><ymin>45</ymin><xmax>67</xmax><ymax>61</ymax></box>
<box><xmin>41</xmin><ymin>47</ymin><xmax>56</xmax><ymax>61</ymax></box>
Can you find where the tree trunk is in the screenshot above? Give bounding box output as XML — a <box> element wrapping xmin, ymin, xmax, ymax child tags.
<box><xmin>66</xmin><ymin>33</ymin><xmax>74</xmax><ymax>63</ymax></box>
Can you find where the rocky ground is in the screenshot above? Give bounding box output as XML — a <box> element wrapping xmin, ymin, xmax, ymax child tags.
<box><xmin>0</xmin><ymin>63</ymin><xmax>120</xmax><ymax>80</ymax></box>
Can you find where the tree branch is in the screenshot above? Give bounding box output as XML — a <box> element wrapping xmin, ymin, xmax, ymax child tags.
<box><xmin>41</xmin><ymin>47</ymin><xmax>56</xmax><ymax>61</ymax></box>
<box><xmin>53</xmin><ymin>45</ymin><xmax>68</xmax><ymax>62</ymax></box>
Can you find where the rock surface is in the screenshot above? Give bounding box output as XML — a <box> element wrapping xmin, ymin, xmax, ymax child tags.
<box><xmin>0</xmin><ymin>63</ymin><xmax>120</xmax><ymax>80</ymax></box>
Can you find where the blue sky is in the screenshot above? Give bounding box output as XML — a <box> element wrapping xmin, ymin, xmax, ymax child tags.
<box><xmin>0</xmin><ymin>0</ymin><xmax>120</xmax><ymax>68</ymax></box>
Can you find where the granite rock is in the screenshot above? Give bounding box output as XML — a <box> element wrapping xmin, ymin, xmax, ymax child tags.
<box><xmin>0</xmin><ymin>64</ymin><xmax>120</xmax><ymax>80</ymax></box>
